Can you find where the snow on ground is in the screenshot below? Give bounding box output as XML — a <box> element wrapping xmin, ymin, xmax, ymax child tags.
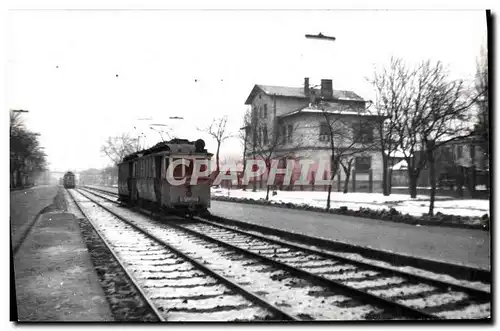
<box><xmin>211</xmin><ymin>188</ymin><xmax>490</xmax><ymax>218</ymax></box>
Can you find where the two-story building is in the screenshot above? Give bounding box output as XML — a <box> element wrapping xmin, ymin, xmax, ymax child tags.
<box><xmin>243</xmin><ymin>77</ymin><xmax>384</xmax><ymax>192</ymax></box>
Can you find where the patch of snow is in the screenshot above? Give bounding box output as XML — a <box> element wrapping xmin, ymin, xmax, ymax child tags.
<box><xmin>436</xmin><ymin>303</ymin><xmax>490</xmax><ymax>319</ymax></box>
<box><xmin>398</xmin><ymin>291</ymin><xmax>468</xmax><ymax>309</ymax></box>
<box><xmin>369</xmin><ymin>284</ymin><xmax>436</xmax><ymax>298</ymax></box>
<box><xmin>166</xmin><ymin>307</ymin><xmax>270</xmax><ymax>322</ymax></box>
<box><xmin>343</xmin><ymin>277</ymin><xmax>406</xmax><ymax>289</ymax></box>
<box><xmin>211</xmin><ymin>188</ymin><xmax>489</xmax><ymax>218</ymax></box>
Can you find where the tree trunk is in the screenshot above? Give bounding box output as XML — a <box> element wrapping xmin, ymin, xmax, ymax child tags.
<box><xmin>408</xmin><ymin>170</ymin><xmax>418</xmax><ymax>198</ymax></box>
<box><xmin>252</xmin><ymin>157</ymin><xmax>257</xmax><ymax>192</ymax></box>
<box><xmin>382</xmin><ymin>155</ymin><xmax>390</xmax><ymax>196</ymax></box>
<box><xmin>343</xmin><ymin>172</ymin><xmax>351</xmax><ymax>194</ymax></box>
<box><xmin>341</xmin><ymin>161</ymin><xmax>353</xmax><ymax>194</ymax></box>
<box><xmin>326</xmin><ymin>183</ymin><xmax>332</xmax><ymax>210</ymax></box>
<box><xmin>428</xmin><ymin>151</ymin><xmax>436</xmax><ymax>216</ymax></box>
<box><xmin>216</xmin><ymin>143</ymin><xmax>221</xmax><ymax>173</ymax></box>
<box><xmin>265</xmin><ymin>165</ymin><xmax>271</xmax><ymax>200</ymax></box>
<box><xmin>242</xmin><ymin>144</ymin><xmax>247</xmax><ymax>191</ymax></box>
<box><xmin>326</xmin><ymin>157</ymin><xmax>338</xmax><ymax>210</ymax></box>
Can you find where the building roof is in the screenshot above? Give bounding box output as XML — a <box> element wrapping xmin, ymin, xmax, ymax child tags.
<box><xmin>121</xmin><ymin>138</ymin><xmax>211</xmax><ymax>162</ymax></box>
<box><xmin>277</xmin><ymin>102</ymin><xmax>380</xmax><ymax>119</ymax></box>
<box><xmin>245</xmin><ymin>84</ymin><xmax>365</xmax><ymax>105</ymax></box>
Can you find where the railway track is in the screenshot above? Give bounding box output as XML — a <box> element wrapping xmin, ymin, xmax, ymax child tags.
<box><xmin>83</xmin><ymin>186</ymin><xmax>491</xmax><ymax>280</ymax></box>
<box><xmin>76</xmin><ymin>187</ymin><xmax>491</xmax><ymax>320</ymax></box>
<box><xmin>69</xmin><ymin>189</ymin><xmax>293</xmax><ymax>321</ymax></box>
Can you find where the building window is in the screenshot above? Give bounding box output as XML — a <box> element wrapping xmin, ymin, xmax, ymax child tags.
<box><xmin>456</xmin><ymin>145</ymin><xmax>463</xmax><ymax>159</ymax></box>
<box><xmin>353</xmin><ymin>123</ymin><xmax>373</xmax><ymax>142</ymax></box>
<box><xmin>263</xmin><ymin>104</ymin><xmax>268</xmax><ymax>118</ymax></box>
<box><xmin>259</xmin><ymin>107</ymin><xmax>262</xmax><ymax>118</ymax></box>
<box><xmin>319</xmin><ymin>122</ymin><xmax>329</xmax><ymax>142</ymax></box>
<box><xmin>281</xmin><ymin>125</ymin><xmax>287</xmax><ymax>144</ymax></box>
<box><xmin>287</xmin><ymin>124</ymin><xmax>293</xmax><ymax>142</ymax></box>
<box><xmin>355</xmin><ymin>156</ymin><xmax>371</xmax><ymax>172</ymax></box>
<box><xmin>263</xmin><ymin>126</ymin><xmax>268</xmax><ymax>145</ymax></box>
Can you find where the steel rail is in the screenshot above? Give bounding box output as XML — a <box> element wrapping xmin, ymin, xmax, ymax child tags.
<box><xmin>192</xmin><ymin>217</ymin><xmax>491</xmax><ymax>301</ymax></box>
<box><xmin>80</xmin><ymin>186</ymin><xmax>490</xmax><ymax>318</ymax></box>
<box><xmin>81</xmin><ymin>185</ymin><xmax>492</xmax><ymax>284</ymax></box>
<box><xmin>67</xmin><ymin>189</ymin><xmax>166</xmax><ymax>321</ymax></box>
<box><xmin>154</xmin><ymin>218</ymin><xmax>438</xmax><ymax>320</ymax></box>
<box><xmin>81</xmin><ymin>186</ymin><xmax>490</xmax><ymax>298</ymax></box>
<box><xmin>75</xmin><ymin>189</ymin><xmax>296</xmax><ymax>321</ymax></box>
<box><xmin>79</xmin><ymin>188</ymin><xmax>437</xmax><ymax>319</ymax></box>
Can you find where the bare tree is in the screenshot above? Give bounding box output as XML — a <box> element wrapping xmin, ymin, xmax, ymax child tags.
<box><xmin>419</xmin><ymin>68</ymin><xmax>477</xmax><ymax>215</ymax></box>
<box><xmin>199</xmin><ymin>116</ymin><xmax>232</xmax><ymax>174</ymax></box>
<box><xmin>370</xmin><ymin>57</ymin><xmax>414</xmax><ymax>195</ymax></box>
<box><xmin>100</xmin><ymin>133</ymin><xmax>140</xmax><ymax>165</ymax></box>
<box><xmin>249</xmin><ymin>112</ymin><xmax>304</xmax><ymax>200</ymax></box>
<box><xmin>314</xmin><ymin>101</ymin><xmax>379</xmax><ymax>210</ymax></box>
<box><xmin>238</xmin><ymin>108</ymin><xmax>252</xmax><ymax>190</ymax></box>
<box><xmin>391</xmin><ymin>60</ymin><xmax>478</xmax><ymax>214</ymax></box>
<box><xmin>339</xmin><ymin>156</ymin><xmax>355</xmax><ymax>193</ymax></box>
<box><xmin>392</xmin><ymin>60</ymin><xmax>442</xmax><ymax>200</ymax></box>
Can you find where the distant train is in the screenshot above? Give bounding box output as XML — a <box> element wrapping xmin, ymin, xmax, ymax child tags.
<box><xmin>117</xmin><ymin>138</ymin><xmax>213</xmax><ymax>216</ymax></box>
<box><xmin>63</xmin><ymin>171</ymin><xmax>76</xmax><ymax>189</ymax></box>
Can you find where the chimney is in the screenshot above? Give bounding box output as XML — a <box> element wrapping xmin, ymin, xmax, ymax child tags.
<box><xmin>304</xmin><ymin>77</ymin><xmax>310</xmax><ymax>96</ymax></box>
<box><xmin>321</xmin><ymin>79</ymin><xmax>333</xmax><ymax>100</ymax></box>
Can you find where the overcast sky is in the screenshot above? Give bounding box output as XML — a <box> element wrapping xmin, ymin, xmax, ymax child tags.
<box><xmin>6</xmin><ymin>9</ymin><xmax>487</xmax><ymax>172</ymax></box>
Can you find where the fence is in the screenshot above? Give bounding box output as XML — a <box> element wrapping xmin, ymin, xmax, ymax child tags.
<box><xmin>215</xmin><ymin>169</ymin><xmax>375</xmax><ymax>193</ymax></box>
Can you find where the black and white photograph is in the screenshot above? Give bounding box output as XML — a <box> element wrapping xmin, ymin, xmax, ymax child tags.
<box><xmin>7</xmin><ymin>3</ymin><xmax>492</xmax><ymax>323</ymax></box>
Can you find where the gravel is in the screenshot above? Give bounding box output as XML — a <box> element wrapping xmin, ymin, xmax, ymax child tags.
<box><xmin>65</xmin><ymin>190</ymin><xmax>159</xmax><ymax>321</ymax></box>
<box><xmin>86</xmin><ymin>194</ymin><xmax>387</xmax><ymax>320</ymax></box>
<box><xmin>72</xmin><ymin>190</ymin><xmax>273</xmax><ymax>321</ymax></box>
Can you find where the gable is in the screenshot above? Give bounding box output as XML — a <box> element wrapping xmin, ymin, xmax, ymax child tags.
<box><xmin>244</xmin><ymin>84</ymin><xmax>365</xmax><ymax>105</ymax></box>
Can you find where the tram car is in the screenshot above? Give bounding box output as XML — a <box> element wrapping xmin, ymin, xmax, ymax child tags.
<box><xmin>63</xmin><ymin>171</ymin><xmax>76</xmax><ymax>189</ymax></box>
<box><xmin>117</xmin><ymin>138</ymin><xmax>213</xmax><ymax>216</ymax></box>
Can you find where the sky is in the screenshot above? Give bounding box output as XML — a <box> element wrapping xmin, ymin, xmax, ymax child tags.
<box><xmin>6</xmin><ymin>9</ymin><xmax>487</xmax><ymax>172</ymax></box>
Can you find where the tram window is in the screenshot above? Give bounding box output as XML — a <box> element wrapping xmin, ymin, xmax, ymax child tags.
<box><xmin>195</xmin><ymin>158</ymin><xmax>209</xmax><ymax>174</ymax></box>
<box><xmin>172</xmin><ymin>158</ymin><xmax>184</xmax><ymax>177</ymax></box>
